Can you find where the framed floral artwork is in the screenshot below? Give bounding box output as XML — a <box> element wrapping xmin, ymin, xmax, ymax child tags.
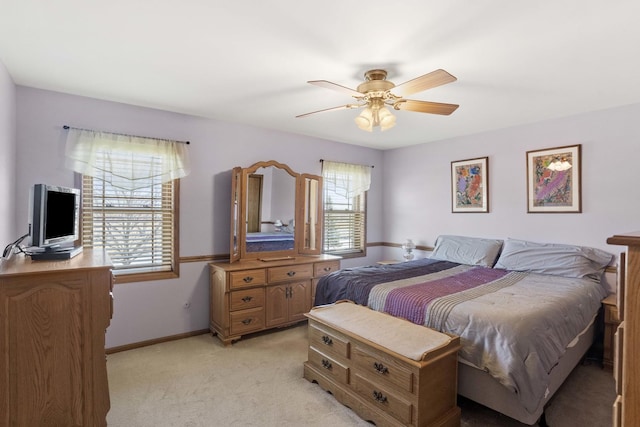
<box><xmin>451</xmin><ymin>157</ymin><xmax>489</xmax><ymax>213</ymax></box>
<box><xmin>526</xmin><ymin>144</ymin><xmax>581</xmax><ymax>213</ymax></box>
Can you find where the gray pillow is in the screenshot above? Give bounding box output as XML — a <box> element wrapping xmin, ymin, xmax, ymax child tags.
<box><xmin>428</xmin><ymin>235</ymin><xmax>503</xmax><ymax>267</ymax></box>
<box><xmin>494</xmin><ymin>238</ymin><xmax>613</xmax><ymax>278</ymax></box>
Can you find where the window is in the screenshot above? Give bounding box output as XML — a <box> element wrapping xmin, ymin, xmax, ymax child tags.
<box><xmin>65</xmin><ymin>127</ymin><xmax>189</xmax><ymax>282</ymax></box>
<box><xmin>81</xmin><ymin>174</ymin><xmax>179</xmax><ymax>282</ymax></box>
<box><xmin>322</xmin><ymin>161</ymin><xmax>371</xmax><ymax>257</ymax></box>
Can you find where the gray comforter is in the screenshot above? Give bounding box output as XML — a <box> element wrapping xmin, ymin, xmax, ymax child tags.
<box><xmin>316</xmin><ymin>260</ymin><xmax>608</xmax><ymax>413</ymax></box>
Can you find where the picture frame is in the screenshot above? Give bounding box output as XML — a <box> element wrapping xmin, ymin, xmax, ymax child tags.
<box><xmin>526</xmin><ymin>144</ymin><xmax>581</xmax><ymax>213</ymax></box>
<box><xmin>451</xmin><ymin>156</ymin><xmax>489</xmax><ymax>213</ymax></box>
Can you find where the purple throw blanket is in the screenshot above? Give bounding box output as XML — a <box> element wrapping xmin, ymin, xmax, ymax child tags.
<box><xmin>383</xmin><ymin>267</ymin><xmax>510</xmax><ymax>324</ymax></box>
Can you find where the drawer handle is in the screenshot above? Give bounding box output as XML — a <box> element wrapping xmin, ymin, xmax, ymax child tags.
<box><xmin>241</xmin><ymin>318</ymin><xmax>253</xmax><ymax>325</ymax></box>
<box><xmin>322</xmin><ymin>335</ymin><xmax>333</xmax><ymax>345</ymax></box>
<box><xmin>323</xmin><ymin>267</ymin><xmax>331</xmax><ymax>272</ymax></box>
<box><xmin>373</xmin><ymin>362</ymin><xmax>389</xmax><ymax>375</ymax></box>
<box><xmin>242</xmin><ymin>276</ymin><xmax>254</xmax><ymax>283</ymax></box>
<box><xmin>372</xmin><ymin>390</ymin><xmax>387</xmax><ymax>403</ymax></box>
<box><xmin>321</xmin><ymin>359</ymin><xmax>332</xmax><ymax>370</ymax></box>
<box><xmin>286</xmin><ymin>271</ymin><xmax>296</xmax><ymax>277</ymax></box>
<box><xmin>241</xmin><ymin>296</ymin><xmax>253</xmax><ymax>303</ymax></box>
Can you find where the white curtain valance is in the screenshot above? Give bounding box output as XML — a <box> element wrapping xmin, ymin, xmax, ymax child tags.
<box><xmin>322</xmin><ymin>160</ymin><xmax>372</xmax><ymax>198</ymax></box>
<box><xmin>65</xmin><ymin>128</ymin><xmax>190</xmax><ymax>190</ymax></box>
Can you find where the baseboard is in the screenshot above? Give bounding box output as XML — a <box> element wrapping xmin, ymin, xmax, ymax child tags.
<box><xmin>106</xmin><ymin>329</ymin><xmax>210</xmax><ymax>354</ymax></box>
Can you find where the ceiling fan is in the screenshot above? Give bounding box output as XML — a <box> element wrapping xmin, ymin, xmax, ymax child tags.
<box><xmin>296</xmin><ymin>69</ymin><xmax>459</xmax><ymax>132</ymax></box>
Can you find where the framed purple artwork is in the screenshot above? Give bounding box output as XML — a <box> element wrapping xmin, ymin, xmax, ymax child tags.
<box><xmin>526</xmin><ymin>144</ymin><xmax>581</xmax><ymax>213</ymax></box>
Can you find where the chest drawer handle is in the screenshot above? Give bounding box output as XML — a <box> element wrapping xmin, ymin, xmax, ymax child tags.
<box><xmin>322</xmin><ymin>335</ymin><xmax>333</xmax><ymax>345</ymax></box>
<box><xmin>373</xmin><ymin>362</ymin><xmax>389</xmax><ymax>375</ymax></box>
<box><xmin>286</xmin><ymin>271</ymin><xmax>296</xmax><ymax>277</ymax></box>
<box><xmin>372</xmin><ymin>390</ymin><xmax>387</xmax><ymax>403</ymax></box>
<box><xmin>241</xmin><ymin>318</ymin><xmax>253</xmax><ymax>325</ymax></box>
<box><xmin>241</xmin><ymin>296</ymin><xmax>253</xmax><ymax>303</ymax></box>
<box><xmin>242</xmin><ymin>276</ymin><xmax>254</xmax><ymax>283</ymax></box>
<box><xmin>323</xmin><ymin>267</ymin><xmax>332</xmax><ymax>272</ymax></box>
<box><xmin>321</xmin><ymin>359</ymin><xmax>333</xmax><ymax>370</ymax></box>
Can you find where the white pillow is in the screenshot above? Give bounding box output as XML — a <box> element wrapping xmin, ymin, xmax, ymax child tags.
<box><xmin>494</xmin><ymin>238</ymin><xmax>613</xmax><ymax>278</ymax></box>
<box><xmin>428</xmin><ymin>235</ymin><xmax>503</xmax><ymax>267</ymax></box>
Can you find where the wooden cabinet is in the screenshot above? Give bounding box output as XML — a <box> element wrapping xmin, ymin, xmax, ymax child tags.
<box><xmin>303</xmin><ymin>302</ymin><xmax>461</xmax><ymax>427</ymax></box>
<box><xmin>606</xmin><ymin>232</ymin><xmax>640</xmax><ymax>427</ymax></box>
<box><xmin>265</xmin><ymin>281</ymin><xmax>310</xmax><ymax>327</ymax></box>
<box><xmin>0</xmin><ymin>250</ymin><xmax>113</xmax><ymax>427</ymax></box>
<box><xmin>209</xmin><ymin>255</ymin><xmax>340</xmax><ymax>345</ymax></box>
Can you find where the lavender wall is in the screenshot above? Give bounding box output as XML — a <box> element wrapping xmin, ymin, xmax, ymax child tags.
<box><xmin>15</xmin><ymin>86</ymin><xmax>384</xmax><ymax>348</ymax></box>
<box><xmin>12</xmin><ymin>82</ymin><xmax>638</xmax><ymax>348</ymax></box>
<box><xmin>381</xmin><ymin>103</ymin><xmax>640</xmax><ymax>262</ymax></box>
<box><xmin>0</xmin><ymin>61</ymin><xmax>16</xmax><ymax>248</ymax></box>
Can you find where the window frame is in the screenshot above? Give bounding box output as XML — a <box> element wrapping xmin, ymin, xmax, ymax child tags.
<box><xmin>77</xmin><ymin>174</ymin><xmax>180</xmax><ymax>283</ymax></box>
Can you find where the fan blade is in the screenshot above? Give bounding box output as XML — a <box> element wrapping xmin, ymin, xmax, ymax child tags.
<box><xmin>393</xmin><ymin>69</ymin><xmax>457</xmax><ymax>97</ymax></box>
<box><xmin>296</xmin><ymin>104</ymin><xmax>360</xmax><ymax>118</ymax></box>
<box><xmin>308</xmin><ymin>80</ymin><xmax>362</xmax><ymax>97</ymax></box>
<box><xmin>394</xmin><ymin>100</ymin><xmax>459</xmax><ymax>115</ymax></box>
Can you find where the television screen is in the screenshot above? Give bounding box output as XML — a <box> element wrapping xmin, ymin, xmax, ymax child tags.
<box><xmin>44</xmin><ymin>190</ymin><xmax>77</xmax><ymax>240</ymax></box>
<box><xmin>31</xmin><ymin>184</ymin><xmax>80</xmax><ymax>249</ymax></box>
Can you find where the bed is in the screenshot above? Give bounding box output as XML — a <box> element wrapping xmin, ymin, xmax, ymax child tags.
<box><xmin>245</xmin><ymin>231</ymin><xmax>295</xmax><ymax>252</ymax></box>
<box><xmin>314</xmin><ymin>235</ymin><xmax>613</xmax><ymax>425</ymax></box>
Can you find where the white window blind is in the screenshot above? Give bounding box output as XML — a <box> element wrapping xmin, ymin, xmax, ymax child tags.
<box><xmin>81</xmin><ymin>174</ymin><xmax>177</xmax><ymax>274</ymax></box>
<box><xmin>322</xmin><ymin>161</ymin><xmax>370</xmax><ymax>256</ymax></box>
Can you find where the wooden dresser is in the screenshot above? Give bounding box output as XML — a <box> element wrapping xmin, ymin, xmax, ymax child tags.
<box><xmin>303</xmin><ymin>302</ymin><xmax>461</xmax><ymax>427</ymax></box>
<box><xmin>209</xmin><ymin>254</ymin><xmax>340</xmax><ymax>345</ymax></box>
<box><xmin>0</xmin><ymin>249</ymin><xmax>113</xmax><ymax>427</ymax></box>
<box><xmin>606</xmin><ymin>232</ymin><xmax>639</xmax><ymax>427</ymax></box>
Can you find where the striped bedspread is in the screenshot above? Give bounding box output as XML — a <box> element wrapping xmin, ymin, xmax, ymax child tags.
<box><xmin>314</xmin><ymin>258</ymin><xmax>607</xmax><ymax>415</ymax></box>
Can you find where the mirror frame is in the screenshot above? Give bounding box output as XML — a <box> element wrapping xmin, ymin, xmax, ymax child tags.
<box><xmin>230</xmin><ymin>160</ymin><xmax>323</xmax><ymax>262</ymax></box>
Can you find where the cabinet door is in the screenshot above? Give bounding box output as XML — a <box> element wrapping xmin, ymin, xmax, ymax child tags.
<box><xmin>265</xmin><ymin>284</ymin><xmax>289</xmax><ymax>327</ymax></box>
<box><xmin>288</xmin><ymin>281</ymin><xmax>311</xmax><ymax>323</ymax></box>
<box><xmin>0</xmin><ymin>275</ymin><xmax>90</xmax><ymax>426</ymax></box>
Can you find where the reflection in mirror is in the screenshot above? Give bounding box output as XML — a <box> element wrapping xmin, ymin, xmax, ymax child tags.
<box><xmin>304</xmin><ymin>178</ymin><xmax>318</xmax><ymax>249</ymax></box>
<box><xmin>230</xmin><ymin>167</ymin><xmax>241</xmax><ymax>262</ymax></box>
<box><xmin>300</xmin><ymin>174</ymin><xmax>322</xmax><ymax>255</ymax></box>
<box><xmin>245</xmin><ymin>166</ymin><xmax>296</xmax><ymax>253</ymax></box>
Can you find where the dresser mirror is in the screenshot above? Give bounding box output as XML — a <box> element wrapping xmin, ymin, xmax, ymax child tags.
<box><xmin>230</xmin><ymin>160</ymin><xmax>323</xmax><ymax>262</ymax></box>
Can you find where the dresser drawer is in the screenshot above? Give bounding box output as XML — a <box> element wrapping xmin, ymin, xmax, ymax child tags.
<box><xmin>309</xmin><ymin>323</ymin><xmax>350</xmax><ymax>359</ymax></box>
<box><xmin>314</xmin><ymin>261</ymin><xmax>340</xmax><ymax>277</ymax></box>
<box><xmin>353</xmin><ymin>373</ymin><xmax>413</xmax><ymax>425</ymax></box>
<box><xmin>230</xmin><ymin>307</ymin><xmax>264</xmax><ymax>335</ymax></box>
<box><xmin>230</xmin><ymin>288</ymin><xmax>265</xmax><ymax>311</ymax></box>
<box><xmin>230</xmin><ymin>269</ymin><xmax>266</xmax><ymax>289</ymax></box>
<box><xmin>268</xmin><ymin>264</ymin><xmax>313</xmax><ymax>283</ymax></box>
<box><xmin>353</xmin><ymin>345</ymin><xmax>414</xmax><ymax>393</ymax></box>
<box><xmin>308</xmin><ymin>347</ymin><xmax>349</xmax><ymax>385</ymax></box>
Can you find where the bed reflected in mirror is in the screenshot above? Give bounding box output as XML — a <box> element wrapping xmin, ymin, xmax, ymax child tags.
<box><xmin>245</xmin><ymin>165</ymin><xmax>296</xmax><ymax>253</ymax></box>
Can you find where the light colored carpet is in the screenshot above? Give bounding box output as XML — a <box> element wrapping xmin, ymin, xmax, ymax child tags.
<box><xmin>106</xmin><ymin>324</ymin><xmax>615</xmax><ymax>427</ymax></box>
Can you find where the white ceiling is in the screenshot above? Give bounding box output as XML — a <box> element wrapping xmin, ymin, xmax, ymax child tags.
<box><xmin>1</xmin><ymin>1</ymin><xmax>640</xmax><ymax>150</ymax></box>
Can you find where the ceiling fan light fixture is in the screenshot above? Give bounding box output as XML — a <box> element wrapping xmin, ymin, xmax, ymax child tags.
<box><xmin>378</xmin><ymin>107</ymin><xmax>396</xmax><ymax>131</ymax></box>
<box><xmin>298</xmin><ymin>68</ymin><xmax>458</xmax><ymax>132</ymax></box>
<box><xmin>355</xmin><ymin>107</ymin><xmax>374</xmax><ymax>132</ymax></box>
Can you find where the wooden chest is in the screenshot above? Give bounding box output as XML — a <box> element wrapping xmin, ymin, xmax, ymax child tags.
<box><xmin>303</xmin><ymin>301</ymin><xmax>461</xmax><ymax>427</ymax></box>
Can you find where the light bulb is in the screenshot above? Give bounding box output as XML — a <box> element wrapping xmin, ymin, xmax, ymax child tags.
<box><xmin>378</xmin><ymin>107</ymin><xmax>396</xmax><ymax>131</ymax></box>
<box><xmin>355</xmin><ymin>108</ymin><xmax>374</xmax><ymax>132</ymax></box>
